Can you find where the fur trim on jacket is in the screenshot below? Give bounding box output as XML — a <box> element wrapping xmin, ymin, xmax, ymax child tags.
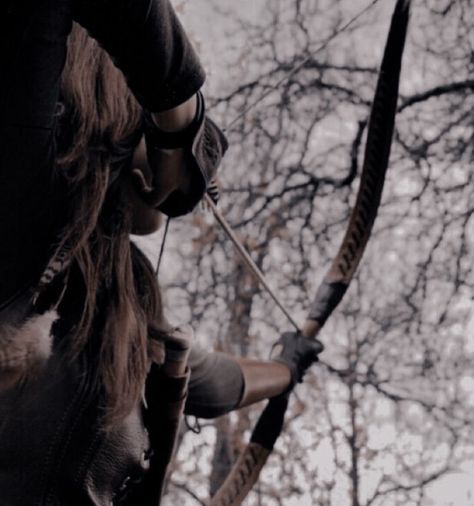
<box><xmin>0</xmin><ymin>311</ymin><xmax>56</xmax><ymax>390</ymax></box>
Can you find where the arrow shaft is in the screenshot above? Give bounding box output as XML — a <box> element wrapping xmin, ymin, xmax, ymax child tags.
<box><xmin>204</xmin><ymin>194</ymin><xmax>301</xmax><ymax>333</ymax></box>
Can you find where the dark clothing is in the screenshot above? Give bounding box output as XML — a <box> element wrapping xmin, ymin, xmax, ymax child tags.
<box><xmin>0</xmin><ymin>342</ymin><xmax>244</xmax><ymax>506</ymax></box>
<box><xmin>0</xmin><ymin>0</ymin><xmax>235</xmax><ymax>504</ymax></box>
<box><xmin>0</xmin><ymin>345</ymin><xmax>151</xmax><ymax>506</ymax></box>
<box><xmin>0</xmin><ymin>0</ymin><xmax>205</xmax><ymax>308</ymax></box>
<box><xmin>187</xmin><ymin>347</ymin><xmax>245</xmax><ymax>418</ymax></box>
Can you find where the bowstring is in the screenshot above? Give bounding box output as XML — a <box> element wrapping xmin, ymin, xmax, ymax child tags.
<box><xmin>224</xmin><ymin>0</ymin><xmax>380</xmax><ymax>132</ymax></box>
<box><xmin>203</xmin><ymin>0</ymin><xmax>381</xmax><ymax>329</ymax></box>
<box><xmin>152</xmin><ymin>0</ymin><xmax>381</xmax><ymax>306</ymax></box>
<box><xmin>155</xmin><ymin>216</ymin><xmax>171</xmax><ymax>276</ymax></box>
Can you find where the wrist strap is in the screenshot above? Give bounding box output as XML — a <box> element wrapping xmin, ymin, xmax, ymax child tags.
<box><xmin>144</xmin><ymin>91</ymin><xmax>204</xmax><ymax>150</ymax></box>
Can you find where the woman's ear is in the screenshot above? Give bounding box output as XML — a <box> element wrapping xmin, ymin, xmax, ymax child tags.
<box><xmin>132</xmin><ymin>136</ymin><xmax>153</xmax><ymax>190</ymax></box>
<box><xmin>131</xmin><ymin>167</ymin><xmax>153</xmax><ymax>194</ymax></box>
<box><xmin>124</xmin><ymin>171</ymin><xmax>163</xmax><ymax>235</ymax></box>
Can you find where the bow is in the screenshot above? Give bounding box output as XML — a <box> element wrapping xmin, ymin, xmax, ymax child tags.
<box><xmin>208</xmin><ymin>1</ymin><xmax>411</xmax><ymax>504</ymax></box>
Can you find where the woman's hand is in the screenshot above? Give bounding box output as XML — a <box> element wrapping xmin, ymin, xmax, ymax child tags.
<box><xmin>271</xmin><ymin>332</ymin><xmax>324</xmax><ymax>390</ymax></box>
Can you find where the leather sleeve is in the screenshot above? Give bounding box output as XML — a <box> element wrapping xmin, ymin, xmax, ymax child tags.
<box><xmin>185</xmin><ymin>348</ymin><xmax>245</xmax><ymax>419</ymax></box>
<box><xmin>0</xmin><ymin>0</ymin><xmax>205</xmax><ymax>306</ymax></box>
<box><xmin>72</xmin><ymin>0</ymin><xmax>206</xmax><ymax>112</ymax></box>
<box><xmin>155</xmin><ymin>94</ymin><xmax>229</xmax><ymax>217</ymax></box>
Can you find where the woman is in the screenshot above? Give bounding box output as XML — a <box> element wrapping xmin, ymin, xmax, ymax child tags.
<box><xmin>0</xmin><ymin>3</ymin><xmax>322</xmax><ymax>504</ymax></box>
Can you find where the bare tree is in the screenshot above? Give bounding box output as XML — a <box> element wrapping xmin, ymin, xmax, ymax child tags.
<box><xmin>159</xmin><ymin>0</ymin><xmax>474</xmax><ymax>504</ymax></box>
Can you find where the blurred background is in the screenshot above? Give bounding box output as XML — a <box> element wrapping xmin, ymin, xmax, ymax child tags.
<box><xmin>136</xmin><ymin>1</ymin><xmax>474</xmax><ymax>504</ymax></box>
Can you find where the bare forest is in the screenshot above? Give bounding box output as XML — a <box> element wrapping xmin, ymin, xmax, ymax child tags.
<box><xmin>138</xmin><ymin>0</ymin><xmax>474</xmax><ymax>504</ymax></box>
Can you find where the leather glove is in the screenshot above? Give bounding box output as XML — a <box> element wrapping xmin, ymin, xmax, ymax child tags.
<box><xmin>271</xmin><ymin>331</ymin><xmax>324</xmax><ymax>389</ymax></box>
<box><xmin>143</xmin><ymin>91</ymin><xmax>228</xmax><ymax>217</ymax></box>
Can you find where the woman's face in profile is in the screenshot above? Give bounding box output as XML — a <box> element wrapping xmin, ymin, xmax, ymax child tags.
<box><xmin>125</xmin><ymin>136</ymin><xmax>193</xmax><ymax>235</ymax></box>
<box><xmin>125</xmin><ymin>171</ymin><xmax>165</xmax><ymax>235</ymax></box>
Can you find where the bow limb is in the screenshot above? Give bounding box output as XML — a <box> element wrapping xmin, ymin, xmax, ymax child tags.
<box><xmin>303</xmin><ymin>0</ymin><xmax>411</xmax><ymax>340</ymax></box>
<box><xmin>209</xmin><ymin>1</ymin><xmax>411</xmax><ymax>504</ymax></box>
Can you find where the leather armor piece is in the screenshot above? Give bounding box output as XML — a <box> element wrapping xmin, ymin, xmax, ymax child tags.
<box><xmin>0</xmin><ymin>345</ymin><xmax>150</xmax><ymax>506</ymax></box>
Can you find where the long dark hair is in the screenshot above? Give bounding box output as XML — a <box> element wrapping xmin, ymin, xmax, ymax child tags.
<box><xmin>54</xmin><ymin>23</ymin><xmax>165</xmax><ymax>425</ymax></box>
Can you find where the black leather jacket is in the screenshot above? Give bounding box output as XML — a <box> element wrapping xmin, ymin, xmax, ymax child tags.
<box><xmin>0</xmin><ymin>0</ymin><xmax>206</xmax><ymax>307</ymax></box>
<box><xmin>0</xmin><ymin>342</ymin><xmax>151</xmax><ymax>506</ymax></box>
<box><xmin>0</xmin><ymin>285</ymin><xmax>152</xmax><ymax>505</ymax></box>
<box><xmin>0</xmin><ymin>302</ymin><xmax>243</xmax><ymax>506</ymax></box>
<box><xmin>0</xmin><ymin>0</ymin><xmax>197</xmax><ymax>503</ymax></box>
<box><xmin>0</xmin><ymin>1</ymin><xmax>230</xmax><ymax>504</ymax></box>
